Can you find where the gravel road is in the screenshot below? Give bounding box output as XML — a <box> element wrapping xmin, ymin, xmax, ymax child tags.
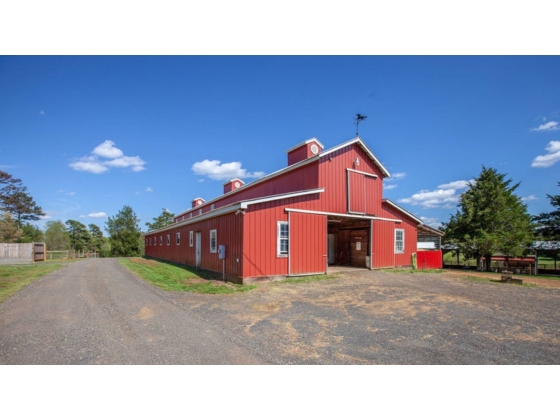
<box><xmin>1</xmin><ymin>259</ymin><xmax>559</xmax><ymax>364</ymax></box>
<box><xmin>0</xmin><ymin>259</ymin><xmax>268</xmax><ymax>364</ymax></box>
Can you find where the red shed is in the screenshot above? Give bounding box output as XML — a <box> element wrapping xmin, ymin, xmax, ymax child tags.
<box><xmin>145</xmin><ymin>137</ymin><xmax>442</xmax><ymax>283</ymax></box>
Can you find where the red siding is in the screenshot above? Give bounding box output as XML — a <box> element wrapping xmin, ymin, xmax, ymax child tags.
<box><xmin>145</xmin><ymin>212</ymin><xmax>244</xmax><ymax>278</ymax></box>
<box><xmin>289</xmin><ymin>212</ymin><xmax>327</xmax><ymax>275</ymax></box>
<box><xmin>146</xmin><ymin>140</ymin><xmax>425</xmax><ymax>281</ymax></box>
<box><xmin>417</xmin><ymin>251</ymin><xmax>443</xmax><ymax>270</ymax></box>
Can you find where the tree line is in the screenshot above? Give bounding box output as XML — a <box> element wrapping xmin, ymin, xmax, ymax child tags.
<box><xmin>442</xmin><ymin>167</ymin><xmax>559</xmax><ymax>271</ymax></box>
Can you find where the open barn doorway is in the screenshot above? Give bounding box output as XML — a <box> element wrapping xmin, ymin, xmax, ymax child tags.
<box><xmin>327</xmin><ymin>217</ymin><xmax>371</xmax><ymax>269</ymax></box>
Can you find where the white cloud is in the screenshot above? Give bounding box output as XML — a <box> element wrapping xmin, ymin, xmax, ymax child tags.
<box><xmin>398</xmin><ymin>179</ymin><xmax>471</xmax><ymax>209</ymax></box>
<box><xmin>39</xmin><ymin>110</ymin><xmax>45</xmax><ymax>116</ymax></box>
<box><xmin>386</xmin><ymin>172</ymin><xmax>406</xmax><ymax>182</ymax></box>
<box><xmin>93</xmin><ymin>140</ymin><xmax>124</xmax><ymax>159</ymax></box>
<box><xmin>420</xmin><ymin>216</ymin><xmax>440</xmax><ymax>228</ymax></box>
<box><xmin>191</xmin><ymin>159</ymin><xmax>265</xmax><ymax>181</ymax></box>
<box><xmin>39</xmin><ymin>214</ymin><xmax>52</xmax><ymax>220</ymax></box>
<box><xmin>531</xmin><ymin>121</ymin><xmax>559</xmax><ymax>132</ymax></box>
<box><xmin>522</xmin><ymin>195</ymin><xmax>538</xmax><ymax>201</ymax></box>
<box><xmin>70</xmin><ymin>140</ymin><xmax>146</xmax><ymax>174</ymax></box>
<box><xmin>437</xmin><ymin>180</ymin><xmax>474</xmax><ymax>190</ymax></box>
<box><xmin>69</xmin><ymin>157</ymin><xmax>109</xmax><ymax>174</ymax></box>
<box><xmin>384</xmin><ymin>184</ymin><xmax>398</xmax><ymax>190</ymax></box>
<box><xmin>145</xmin><ymin>187</ymin><xmax>153</xmax><ymax>192</ymax></box>
<box><xmin>80</xmin><ymin>212</ymin><xmax>107</xmax><ymax>219</ymax></box>
<box><xmin>531</xmin><ymin>141</ymin><xmax>560</xmax><ymax>168</ymax></box>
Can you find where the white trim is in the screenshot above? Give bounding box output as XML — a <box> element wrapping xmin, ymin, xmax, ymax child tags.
<box><xmin>277</xmin><ymin>221</ymin><xmax>289</xmax><ymax>258</ymax></box>
<box><xmin>346</xmin><ymin>168</ymin><xmax>378</xmax><ymax>178</ymax></box>
<box><xmin>284</xmin><ymin>208</ymin><xmax>401</xmax><ymax>222</ymax></box>
<box><xmin>222</xmin><ymin>178</ymin><xmax>244</xmax><ymax>186</ymax></box>
<box><xmin>189</xmin><ymin>231</ymin><xmax>193</xmax><ymax>247</ymax></box>
<box><xmin>382</xmin><ymin>199</ymin><xmax>423</xmax><ymax>225</ymax></box>
<box><xmin>240</xmin><ymin>188</ymin><xmax>324</xmax><ymax>209</ymax></box>
<box><xmin>166</xmin><ymin>234</ymin><xmax>170</xmax><ymax>246</ymax></box>
<box><xmin>285</xmin><ymin>138</ymin><xmax>325</xmax><ymax>153</ymax></box>
<box><xmin>173</xmin><ymin>155</ymin><xmax>321</xmax><ymax>220</ymax></box>
<box><xmin>210</xmin><ymin>229</ymin><xmax>217</xmax><ymax>253</ymax></box>
<box><xmin>147</xmin><ymin>203</ymin><xmax>242</xmax><ymax>235</ymax></box>
<box><xmin>395</xmin><ymin>228</ymin><xmax>405</xmax><ymax>254</ymax></box>
<box><xmin>176</xmin><ymin>232</ymin><xmax>180</xmax><ymax>245</ymax></box>
<box><xmin>320</xmin><ymin>137</ymin><xmax>391</xmax><ymax>178</ymax></box>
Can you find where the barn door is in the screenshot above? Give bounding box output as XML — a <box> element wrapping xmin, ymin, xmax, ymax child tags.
<box><xmin>289</xmin><ymin>212</ymin><xmax>327</xmax><ymax>275</ymax></box>
<box><xmin>348</xmin><ymin>170</ymin><xmax>366</xmax><ymax>214</ymax></box>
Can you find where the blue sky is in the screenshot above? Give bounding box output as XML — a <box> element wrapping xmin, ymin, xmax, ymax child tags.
<box><xmin>1</xmin><ymin>56</ymin><xmax>559</xmax><ymax>233</ymax></box>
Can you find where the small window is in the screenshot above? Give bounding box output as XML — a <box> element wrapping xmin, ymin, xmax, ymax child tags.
<box><xmin>211</xmin><ymin>204</ymin><xmax>215</xmax><ymax>211</ymax></box>
<box><xmin>277</xmin><ymin>221</ymin><xmax>289</xmax><ymax>257</ymax></box>
<box><xmin>395</xmin><ymin>229</ymin><xmax>404</xmax><ymax>253</ymax></box>
<box><xmin>149</xmin><ymin>238</ymin><xmax>152</xmax><ymax>246</ymax></box>
<box><xmin>210</xmin><ymin>229</ymin><xmax>217</xmax><ymax>253</ymax></box>
<box><xmin>176</xmin><ymin>232</ymin><xmax>181</xmax><ymax>245</ymax></box>
<box><xmin>190</xmin><ymin>212</ymin><xmax>192</xmax><ymax>218</ymax></box>
<box><xmin>160</xmin><ymin>236</ymin><xmax>163</xmax><ymax>245</ymax></box>
<box><xmin>199</xmin><ymin>209</ymin><xmax>202</xmax><ymax>215</ymax></box>
<box><xmin>189</xmin><ymin>231</ymin><xmax>193</xmax><ymax>247</ymax></box>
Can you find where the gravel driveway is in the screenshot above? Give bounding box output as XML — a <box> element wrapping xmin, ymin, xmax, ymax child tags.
<box><xmin>1</xmin><ymin>259</ymin><xmax>559</xmax><ymax>364</ymax></box>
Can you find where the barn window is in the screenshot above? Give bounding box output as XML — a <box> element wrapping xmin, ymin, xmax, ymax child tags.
<box><xmin>166</xmin><ymin>235</ymin><xmax>170</xmax><ymax>246</ymax></box>
<box><xmin>210</xmin><ymin>229</ymin><xmax>217</xmax><ymax>253</ymax></box>
<box><xmin>160</xmin><ymin>236</ymin><xmax>163</xmax><ymax>245</ymax></box>
<box><xmin>395</xmin><ymin>229</ymin><xmax>404</xmax><ymax>253</ymax></box>
<box><xmin>189</xmin><ymin>231</ymin><xmax>193</xmax><ymax>247</ymax></box>
<box><xmin>211</xmin><ymin>204</ymin><xmax>215</xmax><ymax>211</ymax></box>
<box><xmin>277</xmin><ymin>221</ymin><xmax>289</xmax><ymax>257</ymax></box>
<box><xmin>149</xmin><ymin>238</ymin><xmax>152</xmax><ymax>246</ymax></box>
<box><xmin>176</xmin><ymin>233</ymin><xmax>180</xmax><ymax>245</ymax></box>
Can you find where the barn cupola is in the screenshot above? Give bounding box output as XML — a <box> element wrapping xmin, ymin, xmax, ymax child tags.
<box><xmin>223</xmin><ymin>178</ymin><xmax>244</xmax><ymax>194</ymax></box>
<box><xmin>286</xmin><ymin>138</ymin><xmax>324</xmax><ymax>166</ymax></box>
<box><xmin>192</xmin><ymin>198</ymin><xmax>205</xmax><ymax>208</ymax></box>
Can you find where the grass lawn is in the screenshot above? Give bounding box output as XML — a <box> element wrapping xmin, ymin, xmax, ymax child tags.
<box><xmin>0</xmin><ymin>262</ymin><xmax>65</xmax><ymax>304</ymax></box>
<box><xmin>281</xmin><ymin>274</ymin><xmax>338</xmax><ymax>284</ymax></box>
<box><xmin>120</xmin><ymin>257</ymin><xmax>256</xmax><ymax>294</ymax></box>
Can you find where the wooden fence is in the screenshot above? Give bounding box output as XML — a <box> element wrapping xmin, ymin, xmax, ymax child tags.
<box><xmin>0</xmin><ymin>243</ymin><xmax>46</xmax><ymax>262</ymax></box>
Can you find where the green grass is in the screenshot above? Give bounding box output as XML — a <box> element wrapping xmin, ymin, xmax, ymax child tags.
<box><xmin>381</xmin><ymin>268</ymin><xmax>445</xmax><ymax>274</ymax></box>
<box><xmin>119</xmin><ymin>257</ymin><xmax>256</xmax><ymax>294</ymax></box>
<box><xmin>0</xmin><ymin>262</ymin><xmax>65</xmax><ymax>304</ymax></box>
<box><xmin>281</xmin><ymin>274</ymin><xmax>338</xmax><ymax>284</ymax></box>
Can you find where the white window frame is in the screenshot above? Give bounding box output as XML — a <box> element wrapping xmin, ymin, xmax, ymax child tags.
<box><xmin>160</xmin><ymin>236</ymin><xmax>163</xmax><ymax>245</ymax></box>
<box><xmin>210</xmin><ymin>229</ymin><xmax>217</xmax><ymax>253</ymax></box>
<box><xmin>149</xmin><ymin>238</ymin><xmax>152</xmax><ymax>246</ymax></box>
<box><xmin>166</xmin><ymin>234</ymin><xmax>170</xmax><ymax>246</ymax></box>
<box><xmin>189</xmin><ymin>231</ymin><xmax>193</xmax><ymax>247</ymax></box>
<box><xmin>176</xmin><ymin>232</ymin><xmax>180</xmax><ymax>245</ymax></box>
<box><xmin>395</xmin><ymin>229</ymin><xmax>405</xmax><ymax>254</ymax></box>
<box><xmin>277</xmin><ymin>221</ymin><xmax>289</xmax><ymax>257</ymax></box>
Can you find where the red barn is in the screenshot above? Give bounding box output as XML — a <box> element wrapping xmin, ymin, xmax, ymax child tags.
<box><xmin>144</xmin><ymin>137</ymin><xmax>442</xmax><ymax>283</ymax></box>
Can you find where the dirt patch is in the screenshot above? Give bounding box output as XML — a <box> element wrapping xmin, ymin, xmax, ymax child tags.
<box><xmin>443</xmin><ymin>269</ymin><xmax>560</xmax><ymax>288</ymax></box>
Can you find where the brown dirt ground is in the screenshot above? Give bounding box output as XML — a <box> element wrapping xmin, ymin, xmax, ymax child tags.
<box><xmin>442</xmin><ymin>269</ymin><xmax>560</xmax><ymax>288</ymax></box>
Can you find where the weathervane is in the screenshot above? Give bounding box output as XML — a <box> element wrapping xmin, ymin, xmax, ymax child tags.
<box><xmin>354</xmin><ymin>113</ymin><xmax>367</xmax><ymax>137</ymax></box>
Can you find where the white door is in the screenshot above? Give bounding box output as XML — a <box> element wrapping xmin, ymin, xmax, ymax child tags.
<box><xmin>195</xmin><ymin>231</ymin><xmax>201</xmax><ymax>268</ymax></box>
<box><xmin>328</xmin><ymin>234</ymin><xmax>336</xmax><ymax>265</ymax></box>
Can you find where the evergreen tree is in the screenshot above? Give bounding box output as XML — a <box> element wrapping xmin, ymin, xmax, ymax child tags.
<box><xmin>106</xmin><ymin>205</ymin><xmax>142</xmax><ymax>257</ymax></box>
<box><xmin>21</xmin><ymin>223</ymin><xmax>44</xmax><ymax>243</ymax></box>
<box><xmin>44</xmin><ymin>220</ymin><xmax>70</xmax><ymax>250</ymax></box>
<box><xmin>145</xmin><ymin>208</ymin><xmax>175</xmax><ymax>231</ymax></box>
<box><xmin>88</xmin><ymin>223</ymin><xmax>105</xmax><ymax>255</ymax></box>
<box><xmin>65</xmin><ymin>220</ymin><xmax>91</xmax><ymax>252</ymax></box>
<box><xmin>0</xmin><ymin>170</ymin><xmax>45</xmax><ymax>228</ymax></box>
<box><xmin>443</xmin><ymin>167</ymin><xmax>534</xmax><ymax>271</ymax></box>
<box><xmin>533</xmin><ymin>182</ymin><xmax>560</xmax><ymax>240</ymax></box>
